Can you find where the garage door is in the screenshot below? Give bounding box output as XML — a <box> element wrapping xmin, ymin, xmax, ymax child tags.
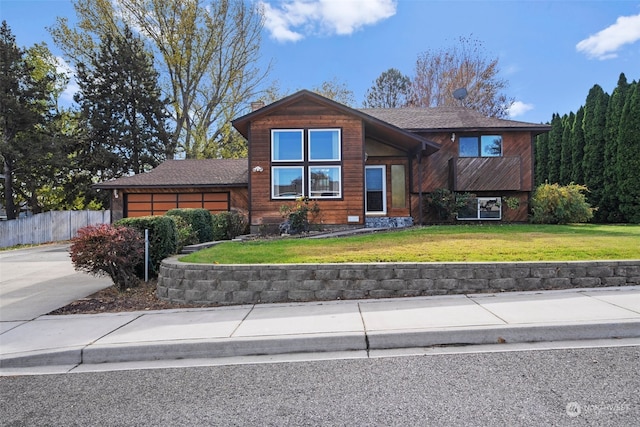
<box><xmin>125</xmin><ymin>192</ymin><xmax>230</xmax><ymax>217</ymax></box>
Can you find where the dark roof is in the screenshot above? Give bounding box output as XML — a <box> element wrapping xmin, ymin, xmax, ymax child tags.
<box><xmin>359</xmin><ymin>107</ymin><xmax>551</xmax><ymax>134</ymax></box>
<box><xmin>232</xmin><ymin>90</ymin><xmax>441</xmax><ymax>156</ymax></box>
<box><xmin>94</xmin><ymin>159</ymin><xmax>248</xmax><ymax>189</ymax></box>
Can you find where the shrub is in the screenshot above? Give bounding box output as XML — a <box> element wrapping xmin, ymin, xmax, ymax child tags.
<box><xmin>165</xmin><ymin>208</ymin><xmax>213</xmax><ymax>243</ymax></box>
<box><xmin>279</xmin><ymin>197</ymin><xmax>320</xmax><ymax>234</ymax></box>
<box><xmin>530</xmin><ymin>183</ymin><xmax>594</xmax><ymax>224</ymax></box>
<box><xmin>424</xmin><ymin>189</ymin><xmax>475</xmax><ymax>222</ymax></box>
<box><xmin>116</xmin><ymin>215</ymin><xmax>177</xmax><ymax>276</ymax></box>
<box><xmin>212</xmin><ymin>210</ymin><xmax>249</xmax><ymax>240</ymax></box>
<box><xmin>70</xmin><ymin>224</ymin><xmax>144</xmax><ymax>291</ymax></box>
<box><xmin>171</xmin><ymin>215</ymin><xmax>199</xmax><ymax>252</ymax></box>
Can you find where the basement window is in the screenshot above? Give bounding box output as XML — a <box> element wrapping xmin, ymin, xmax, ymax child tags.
<box><xmin>458</xmin><ymin>197</ymin><xmax>502</xmax><ymax>220</ymax></box>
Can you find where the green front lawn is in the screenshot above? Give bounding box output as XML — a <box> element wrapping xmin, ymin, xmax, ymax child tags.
<box><xmin>180</xmin><ymin>224</ymin><xmax>640</xmax><ymax>264</ymax></box>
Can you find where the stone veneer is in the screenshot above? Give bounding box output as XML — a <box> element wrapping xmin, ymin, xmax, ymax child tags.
<box><xmin>157</xmin><ymin>258</ymin><xmax>640</xmax><ymax>305</ymax></box>
<box><xmin>365</xmin><ymin>216</ymin><xmax>414</xmax><ymax>228</ymax></box>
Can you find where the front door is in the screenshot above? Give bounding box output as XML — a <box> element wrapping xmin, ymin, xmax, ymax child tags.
<box><xmin>365</xmin><ymin>166</ymin><xmax>386</xmax><ymax>214</ymax></box>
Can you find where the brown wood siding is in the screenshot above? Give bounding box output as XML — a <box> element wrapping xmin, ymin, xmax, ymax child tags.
<box><xmin>454</xmin><ymin>157</ymin><xmax>522</xmax><ymax>191</ymax></box>
<box><xmin>412</xmin><ymin>131</ymin><xmax>535</xmax><ymax>193</ymax></box>
<box><xmin>249</xmin><ymin>100</ymin><xmax>365</xmax><ymax>226</ymax></box>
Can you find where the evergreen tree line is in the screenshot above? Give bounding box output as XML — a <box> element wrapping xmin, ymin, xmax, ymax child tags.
<box><xmin>534</xmin><ymin>73</ymin><xmax>640</xmax><ymax>223</ymax></box>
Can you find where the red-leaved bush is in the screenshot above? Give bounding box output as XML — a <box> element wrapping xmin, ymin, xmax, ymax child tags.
<box><xmin>70</xmin><ymin>224</ymin><xmax>144</xmax><ymax>291</ymax></box>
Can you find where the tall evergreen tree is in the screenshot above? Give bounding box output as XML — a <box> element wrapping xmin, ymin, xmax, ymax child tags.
<box><xmin>74</xmin><ymin>26</ymin><xmax>170</xmax><ymax>181</ymax></box>
<box><xmin>616</xmin><ymin>81</ymin><xmax>640</xmax><ymax>223</ymax></box>
<box><xmin>546</xmin><ymin>113</ymin><xmax>563</xmax><ymax>184</ymax></box>
<box><xmin>363</xmin><ymin>68</ymin><xmax>412</xmax><ymax>108</ymax></box>
<box><xmin>534</xmin><ymin>130</ymin><xmax>549</xmax><ymax>186</ymax></box>
<box><xmin>559</xmin><ymin>112</ymin><xmax>574</xmax><ymax>185</ymax></box>
<box><xmin>570</xmin><ymin>106</ymin><xmax>585</xmax><ymax>184</ymax></box>
<box><xmin>582</xmin><ymin>84</ymin><xmax>609</xmax><ymax>222</ymax></box>
<box><xmin>0</xmin><ymin>21</ymin><xmax>56</xmax><ymax>219</ymax></box>
<box><xmin>601</xmin><ymin>73</ymin><xmax>630</xmax><ymax>222</ymax></box>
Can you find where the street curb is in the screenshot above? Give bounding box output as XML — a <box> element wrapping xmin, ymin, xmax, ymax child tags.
<box><xmin>0</xmin><ymin>347</ymin><xmax>82</xmax><ymax>369</ymax></box>
<box><xmin>81</xmin><ymin>333</ymin><xmax>367</xmax><ymax>364</ymax></box>
<box><xmin>2</xmin><ymin>320</ymin><xmax>639</xmax><ymax>369</ymax></box>
<box><xmin>367</xmin><ymin>320</ymin><xmax>640</xmax><ymax>349</ymax></box>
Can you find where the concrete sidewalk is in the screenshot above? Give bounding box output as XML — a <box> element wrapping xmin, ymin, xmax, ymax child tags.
<box><xmin>1</xmin><ymin>286</ymin><xmax>639</xmax><ymax>373</ymax></box>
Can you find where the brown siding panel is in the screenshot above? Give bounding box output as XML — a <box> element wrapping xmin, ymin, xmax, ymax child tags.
<box><xmin>455</xmin><ymin>157</ymin><xmax>522</xmax><ymax>191</ymax></box>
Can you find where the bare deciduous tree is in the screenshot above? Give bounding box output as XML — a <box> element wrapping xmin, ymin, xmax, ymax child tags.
<box><xmin>311</xmin><ymin>77</ymin><xmax>355</xmax><ymax>106</ymax></box>
<box><xmin>50</xmin><ymin>0</ymin><xmax>268</xmax><ymax>159</ymax></box>
<box><xmin>411</xmin><ymin>36</ymin><xmax>513</xmax><ymax>118</ymax></box>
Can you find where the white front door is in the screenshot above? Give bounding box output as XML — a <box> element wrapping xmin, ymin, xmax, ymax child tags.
<box><xmin>365</xmin><ymin>166</ymin><xmax>386</xmax><ymax>214</ymax></box>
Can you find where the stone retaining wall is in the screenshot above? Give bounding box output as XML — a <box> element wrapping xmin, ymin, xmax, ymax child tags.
<box><xmin>157</xmin><ymin>258</ymin><xmax>640</xmax><ymax>305</ymax></box>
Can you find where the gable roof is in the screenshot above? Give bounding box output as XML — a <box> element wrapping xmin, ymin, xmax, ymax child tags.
<box><xmin>94</xmin><ymin>159</ymin><xmax>248</xmax><ymax>189</ymax></box>
<box><xmin>232</xmin><ymin>90</ymin><xmax>441</xmax><ymax>156</ymax></box>
<box><xmin>360</xmin><ymin>107</ymin><xmax>551</xmax><ymax>134</ymax></box>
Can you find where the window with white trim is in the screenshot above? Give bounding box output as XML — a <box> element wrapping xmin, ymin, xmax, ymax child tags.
<box><xmin>271</xmin><ymin>129</ymin><xmax>342</xmax><ymax>199</ymax></box>
<box><xmin>458</xmin><ymin>197</ymin><xmax>502</xmax><ymax>220</ymax></box>
<box><xmin>272</xmin><ymin>130</ymin><xmax>303</xmax><ymax>161</ymax></box>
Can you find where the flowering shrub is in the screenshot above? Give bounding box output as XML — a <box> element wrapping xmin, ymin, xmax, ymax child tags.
<box><xmin>70</xmin><ymin>224</ymin><xmax>144</xmax><ymax>291</ymax></box>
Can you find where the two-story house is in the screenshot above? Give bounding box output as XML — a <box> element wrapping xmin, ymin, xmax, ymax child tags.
<box><xmin>96</xmin><ymin>90</ymin><xmax>550</xmax><ymax>229</ymax></box>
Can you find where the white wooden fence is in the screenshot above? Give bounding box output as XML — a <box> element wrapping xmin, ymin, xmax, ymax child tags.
<box><xmin>0</xmin><ymin>210</ymin><xmax>111</xmax><ymax>248</ymax></box>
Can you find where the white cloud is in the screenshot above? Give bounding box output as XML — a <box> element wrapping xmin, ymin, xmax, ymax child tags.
<box><xmin>55</xmin><ymin>56</ymin><xmax>79</xmax><ymax>105</ymax></box>
<box><xmin>508</xmin><ymin>101</ymin><xmax>534</xmax><ymax>118</ymax></box>
<box><xmin>576</xmin><ymin>13</ymin><xmax>640</xmax><ymax>60</ymax></box>
<box><xmin>260</xmin><ymin>0</ymin><xmax>397</xmax><ymax>43</ymax></box>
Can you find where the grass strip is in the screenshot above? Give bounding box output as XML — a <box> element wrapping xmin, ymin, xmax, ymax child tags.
<box><xmin>180</xmin><ymin>224</ymin><xmax>640</xmax><ymax>264</ymax></box>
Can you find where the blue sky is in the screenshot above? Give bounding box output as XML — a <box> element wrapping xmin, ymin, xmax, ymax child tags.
<box><xmin>2</xmin><ymin>0</ymin><xmax>639</xmax><ymax>124</ymax></box>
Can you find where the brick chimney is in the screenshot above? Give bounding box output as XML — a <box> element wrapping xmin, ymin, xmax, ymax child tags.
<box><xmin>251</xmin><ymin>101</ymin><xmax>265</xmax><ymax>111</ymax></box>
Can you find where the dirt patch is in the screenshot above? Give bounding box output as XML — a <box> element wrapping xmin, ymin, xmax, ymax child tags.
<box><xmin>48</xmin><ymin>280</ymin><xmax>210</xmax><ymax>315</ymax></box>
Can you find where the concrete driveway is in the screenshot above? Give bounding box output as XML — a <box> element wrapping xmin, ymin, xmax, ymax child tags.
<box><xmin>0</xmin><ymin>244</ymin><xmax>112</xmax><ymax>322</ymax></box>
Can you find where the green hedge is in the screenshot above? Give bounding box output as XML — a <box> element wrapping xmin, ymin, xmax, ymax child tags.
<box><xmin>165</xmin><ymin>208</ymin><xmax>214</xmax><ymax>243</ymax></box>
<box><xmin>116</xmin><ymin>216</ymin><xmax>177</xmax><ymax>276</ymax></box>
<box><xmin>212</xmin><ymin>210</ymin><xmax>248</xmax><ymax>241</ymax></box>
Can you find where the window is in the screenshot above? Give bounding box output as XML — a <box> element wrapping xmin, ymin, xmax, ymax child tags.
<box><xmin>272</xmin><ymin>130</ymin><xmax>303</xmax><ymax>161</ymax></box>
<box><xmin>459</xmin><ymin>135</ymin><xmax>502</xmax><ymax>157</ymax></box>
<box><xmin>310</xmin><ymin>167</ymin><xmax>341</xmax><ymax>197</ymax></box>
<box><xmin>365</xmin><ymin>166</ymin><xmax>386</xmax><ymax>213</ymax></box>
<box><xmin>458</xmin><ymin>197</ymin><xmax>502</xmax><ymax>220</ymax></box>
<box><xmin>309</xmin><ymin>129</ymin><xmax>340</xmax><ymax>161</ymax></box>
<box><xmin>271</xmin><ymin>129</ymin><xmax>341</xmax><ymax>199</ymax></box>
<box><xmin>391</xmin><ymin>165</ymin><xmax>406</xmax><ymax>209</ymax></box>
<box><xmin>272</xmin><ymin>167</ymin><xmax>304</xmax><ymax>198</ymax></box>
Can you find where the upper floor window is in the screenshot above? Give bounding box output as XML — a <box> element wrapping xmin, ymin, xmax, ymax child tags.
<box><xmin>272</xmin><ymin>130</ymin><xmax>303</xmax><ymax>161</ymax></box>
<box><xmin>309</xmin><ymin>129</ymin><xmax>341</xmax><ymax>161</ymax></box>
<box><xmin>459</xmin><ymin>135</ymin><xmax>502</xmax><ymax>157</ymax></box>
<box><xmin>271</xmin><ymin>128</ymin><xmax>342</xmax><ymax>199</ymax></box>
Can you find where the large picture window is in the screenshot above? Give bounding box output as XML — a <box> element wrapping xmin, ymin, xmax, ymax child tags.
<box><xmin>271</xmin><ymin>128</ymin><xmax>342</xmax><ymax>199</ymax></box>
<box><xmin>272</xmin><ymin>167</ymin><xmax>304</xmax><ymax>198</ymax></box>
<box><xmin>459</xmin><ymin>135</ymin><xmax>502</xmax><ymax>157</ymax></box>
<box><xmin>272</xmin><ymin>130</ymin><xmax>303</xmax><ymax>161</ymax></box>
<box><xmin>458</xmin><ymin>197</ymin><xmax>502</xmax><ymax>220</ymax></box>
<box><xmin>309</xmin><ymin>129</ymin><xmax>341</xmax><ymax>161</ymax></box>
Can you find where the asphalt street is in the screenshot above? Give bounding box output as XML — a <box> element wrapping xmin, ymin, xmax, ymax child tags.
<box><xmin>1</xmin><ymin>346</ymin><xmax>638</xmax><ymax>426</ymax></box>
